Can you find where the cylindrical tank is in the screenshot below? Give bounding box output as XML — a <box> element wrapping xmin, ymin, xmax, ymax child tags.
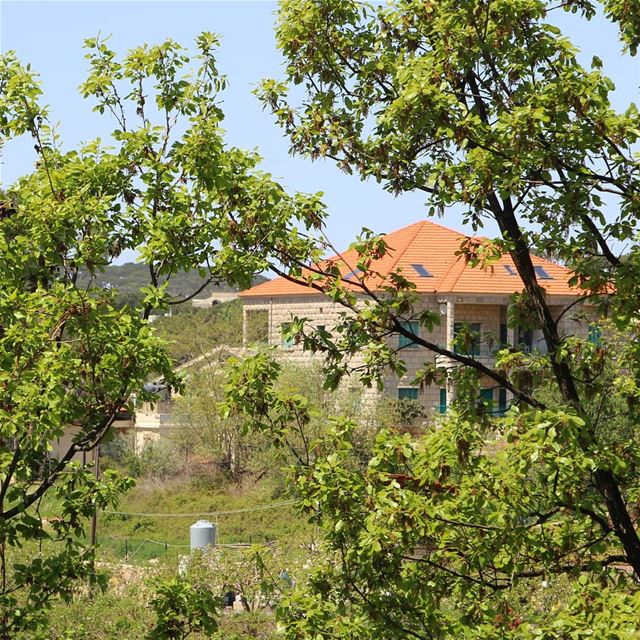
<box><xmin>190</xmin><ymin>520</ymin><xmax>217</xmax><ymax>552</ymax></box>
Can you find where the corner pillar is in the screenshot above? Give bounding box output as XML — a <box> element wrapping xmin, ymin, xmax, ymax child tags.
<box><xmin>445</xmin><ymin>298</ymin><xmax>456</xmax><ymax>407</ymax></box>
<box><xmin>505</xmin><ymin>303</ymin><xmax>516</xmax><ymax>407</ymax></box>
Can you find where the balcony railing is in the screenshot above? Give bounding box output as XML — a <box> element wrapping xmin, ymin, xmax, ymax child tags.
<box><xmin>435</xmin><ymin>349</ymin><xmax>498</xmax><ymax>370</ymax></box>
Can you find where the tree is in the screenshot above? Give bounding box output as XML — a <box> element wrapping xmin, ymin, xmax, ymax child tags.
<box><xmin>187</xmin><ymin>544</ymin><xmax>300</xmax><ymax>614</ymax></box>
<box><xmin>222</xmin><ymin>1</ymin><xmax>640</xmax><ymax>637</ymax></box>
<box><xmin>0</xmin><ymin>34</ymin><xmax>324</xmax><ymax>637</ymax></box>
<box><xmin>173</xmin><ymin>366</ymin><xmax>255</xmax><ymax>479</ymax></box>
<box><xmin>174</xmin><ymin>359</ymin><xmax>365</xmax><ymax>481</ymax></box>
<box><xmin>153</xmin><ymin>300</ymin><xmax>244</xmax><ymax>366</ymax></box>
<box><xmin>146</xmin><ymin>577</ymin><xmax>219</xmax><ymax>640</ymax></box>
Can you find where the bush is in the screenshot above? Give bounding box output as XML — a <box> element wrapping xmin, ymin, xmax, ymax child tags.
<box><xmin>138</xmin><ymin>440</ymin><xmax>185</xmax><ymax>480</ymax></box>
<box><xmin>101</xmin><ymin>430</ymin><xmax>140</xmax><ymax>476</ymax></box>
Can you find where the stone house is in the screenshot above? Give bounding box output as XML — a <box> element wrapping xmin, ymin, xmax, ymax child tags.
<box><xmin>239</xmin><ymin>220</ymin><xmax>591</xmax><ymax>416</ymax></box>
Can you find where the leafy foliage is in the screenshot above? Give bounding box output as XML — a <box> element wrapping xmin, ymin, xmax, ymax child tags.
<box><xmin>186</xmin><ymin>544</ymin><xmax>301</xmax><ymax>614</ymax></box>
<box><xmin>147</xmin><ymin>577</ymin><xmax>219</xmax><ymax>640</ymax></box>
<box><xmin>153</xmin><ymin>301</ymin><xmax>243</xmax><ymax>365</ymax></box>
<box><xmin>221</xmin><ymin>0</ymin><xmax>640</xmax><ymax>637</ymax></box>
<box><xmin>0</xmin><ymin>32</ymin><xmax>324</xmax><ymax>637</ymax></box>
<box><xmin>75</xmin><ymin>263</ymin><xmax>262</xmax><ymax>310</ymax></box>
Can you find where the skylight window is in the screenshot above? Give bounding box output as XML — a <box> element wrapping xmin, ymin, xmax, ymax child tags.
<box><xmin>503</xmin><ymin>265</ymin><xmax>517</xmax><ymax>276</ymax></box>
<box><xmin>534</xmin><ymin>266</ymin><xmax>553</xmax><ymax>280</ymax></box>
<box><xmin>344</xmin><ymin>269</ymin><xmax>362</xmax><ymax>281</ymax></box>
<box><xmin>411</xmin><ymin>264</ymin><xmax>433</xmax><ymax>277</ymax></box>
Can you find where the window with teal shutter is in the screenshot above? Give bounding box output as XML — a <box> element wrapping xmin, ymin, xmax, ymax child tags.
<box><xmin>439</xmin><ymin>388</ymin><xmax>447</xmax><ymax>414</ymax></box>
<box><xmin>479</xmin><ymin>388</ymin><xmax>493</xmax><ymax>402</ymax></box>
<box><xmin>478</xmin><ymin>388</ymin><xmax>494</xmax><ymax>413</ymax></box>
<box><xmin>498</xmin><ymin>388</ymin><xmax>507</xmax><ymax>415</ymax></box>
<box><xmin>588</xmin><ymin>324</ymin><xmax>602</xmax><ymax>346</ymax></box>
<box><xmin>399</xmin><ymin>321</ymin><xmax>420</xmax><ymax>349</ymax></box>
<box><xmin>398</xmin><ymin>387</ymin><xmax>419</xmax><ymax>401</ymax></box>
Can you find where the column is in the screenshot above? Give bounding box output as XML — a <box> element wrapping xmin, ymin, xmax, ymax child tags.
<box><xmin>445</xmin><ymin>298</ymin><xmax>456</xmax><ymax>407</ymax></box>
<box><xmin>506</xmin><ymin>304</ymin><xmax>517</xmax><ymax>348</ymax></box>
<box><xmin>505</xmin><ymin>303</ymin><xmax>515</xmax><ymax>407</ymax></box>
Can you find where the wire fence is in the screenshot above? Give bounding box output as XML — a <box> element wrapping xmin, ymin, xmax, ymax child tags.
<box><xmin>100</xmin><ymin>534</ymin><xmax>271</xmax><ymax>563</ymax></box>
<box><xmin>96</xmin><ymin>500</ymin><xmax>294</xmax><ymax>562</ymax></box>
<box><xmin>102</xmin><ymin>499</ymin><xmax>297</xmax><ymax>519</ymax></box>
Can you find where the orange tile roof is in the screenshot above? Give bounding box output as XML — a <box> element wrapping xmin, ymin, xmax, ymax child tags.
<box><xmin>239</xmin><ymin>220</ymin><xmax>579</xmax><ymax>298</ymax></box>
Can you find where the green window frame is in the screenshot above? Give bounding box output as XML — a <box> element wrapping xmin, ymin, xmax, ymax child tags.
<box><xmin>398</xmin><ymin>387</ymin><xmax>419</xmax><ymax>401</ymax></box>
<box><xmin>399</xmin><ymin>321</ymin><xmax>420</xmax><ymax>349</ymax></box>
<box><xmin>438</xmin><ymin>388</ymin><xmax>447</xmax><ymax>414</ymax></box>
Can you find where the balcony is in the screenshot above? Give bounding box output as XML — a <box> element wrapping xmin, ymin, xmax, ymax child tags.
<box><xmin>435</xmin><ymin>349</ymin><xmax>497</xmax><ymax>370</ymax></box>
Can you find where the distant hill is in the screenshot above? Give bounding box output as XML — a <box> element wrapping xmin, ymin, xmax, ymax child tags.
<box><xmin>77</xmin><ymin>263</ymin><xmax>267</xmax><ymax>307</ymax></box>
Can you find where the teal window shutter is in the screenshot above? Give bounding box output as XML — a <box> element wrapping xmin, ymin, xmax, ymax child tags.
<box><xmin>478</xmin><ymin>388</ymin><xmax>494</xmax><ymax>413</ymax></box>
<box><xmin>498</xmin><ymin>388</ymin><xmax>507</xmax><ymax>415</ymax></box>
<box><xmin>398</xmin><ymin>388</ymin><xmax>419</xmax><ymax>401</ymax></box>
<box><xmin>588</xmin><ymin>324</ymin><xmax>602</xmax><ymax>346</ymax></box>
<box><xmin>439</xmin><ymin>388</ymin><xmax>447</xmax><ymax>414</ymax></box>
<box><xmin>480</xmin><ymin>388</ymin><xmax>493</xmax><ymax>402</ymax></box>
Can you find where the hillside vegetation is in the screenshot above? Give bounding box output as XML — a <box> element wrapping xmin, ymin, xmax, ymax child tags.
<box><xmin>96</xmin><ymin>475</ymin><xmax>307</xmax><ymax>563</ymax></box>
<box><xmin>77</xmin><ymin>263</ymin><xmax>266</xmax><ymax>309</ymax></box>
<box><xmin>151</xmin><ymin>301</ymin><xmax>243</xmax><ymax>365</ymax></box>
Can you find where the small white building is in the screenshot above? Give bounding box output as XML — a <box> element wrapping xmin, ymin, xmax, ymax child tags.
<box><xmin>133</xmin><ymin>346</ymin><xmax>247</xmax><ymax>454</ymax></box>
<box><xmin>192</xmin><ymin>291</ymin><xmax>239</xmax><ymax>309</ymax></box>
<box><xmin>50</xmin><ymin>412</ymin><xmax>135</xmax><ymax>462</ymax></box>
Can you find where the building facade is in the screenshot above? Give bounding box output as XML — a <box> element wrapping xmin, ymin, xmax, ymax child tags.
<box><xmin>240</xmin><ymin>220</ymin><xmax>591</xmax><ymax>415</ymax></box>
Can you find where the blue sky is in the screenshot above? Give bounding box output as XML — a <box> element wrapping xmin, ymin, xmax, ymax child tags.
<box><xmin>1</xmin><ymin>1</ymin><xmax>637</xmax><ymax>255</ymax></box>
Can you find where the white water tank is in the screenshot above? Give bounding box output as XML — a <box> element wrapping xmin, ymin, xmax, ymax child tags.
<box><xmin>190</xmin><ymin>520</ymin><xmax>217</xmax><ymax>552</ymax></box>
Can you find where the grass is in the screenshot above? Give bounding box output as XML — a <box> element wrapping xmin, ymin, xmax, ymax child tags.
<box><xmin>12</xmin><ymin>472</ymin><xmax>308</xmax><ymax>638</ymax></box>
<box><xmin>95</xmin><ymin>474</ymin><xmax>308</xmax><ymax>564</ymax></box>
<box><xmin>45</xmin><ymin>584</ymin><xmax>155</xmax><ymax>640</ymax></box>
<box><xmin>18</xmin><ymin>471</ymin><xmax>309</xmax><ymax>565</ymax></box>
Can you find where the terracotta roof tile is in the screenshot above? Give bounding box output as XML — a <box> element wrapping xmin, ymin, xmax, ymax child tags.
<box><xmin>239</xmin><ymin>220</ymin><xmax>578</xmax><ymax>298</ymax></box>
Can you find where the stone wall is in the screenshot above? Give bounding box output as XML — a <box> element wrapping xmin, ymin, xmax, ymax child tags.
<box><xmin>242</xmin><ymin>293</ymin><xmax>592</xmax><ymax>416</ymax></box>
